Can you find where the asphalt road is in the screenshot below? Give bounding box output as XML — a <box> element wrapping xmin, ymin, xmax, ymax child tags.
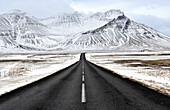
<box><xmin>0</xmin><ymin>53</ymin><xmax>170</xmax><ymax>110</ymax></box>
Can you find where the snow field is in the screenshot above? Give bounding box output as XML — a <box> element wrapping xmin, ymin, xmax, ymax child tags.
<box><xmin>86</xmin><ymin>51</ymin><xmax>170</xmax><ymax>96</ymax></box>
<box><xmin>0</xmin><ymin>53</ymin><xmax>80</xmax><ymax>96</ymax></box>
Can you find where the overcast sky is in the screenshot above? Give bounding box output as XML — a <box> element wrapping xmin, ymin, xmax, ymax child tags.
<box><xmin>0</xmin><ymin>0</ymin><xmax>170</xmax><ymax>36</ymax></box>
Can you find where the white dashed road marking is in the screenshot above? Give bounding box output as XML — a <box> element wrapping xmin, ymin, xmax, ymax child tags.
<box><xmin>81</xmin><ymin>62</ymin><xmax>86</xmax><ymax>103</ymax></box>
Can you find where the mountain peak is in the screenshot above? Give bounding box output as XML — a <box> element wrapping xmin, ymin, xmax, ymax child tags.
<box><xmin>11</xmin><ymin>9</ymin><xmax>22</xmax><ymax>12</ymax></box>
<box><xmin>106</xmin><ymin>9</ymin><xmax>123</xmax><ymax>13</ymax></box>
<box><xmin>104</xmin><ymin>9</ymin><xmax>124</xmax><ymax>16</ymax></box>
<box><xmin>91</xmin><ymin>9</ymin><xmax>125</xmax><ymax>21</ymax></box>
<box><xmin>1</xmin><ymin>9</ymin><xmax>170</xmax><ymax>52</ymax></box>
<box><xmin>72</xmin><ymin>11</ymin><xmax>85</xmax><ymax>18</ymax></box>
<box><xmin>73</xmin><ymin>11</ymin><xmax>81</xmax><ymax>15</ymax></box>
<box><xmin>10</xmin><ymin>9</ymin><xmax>26</xmax><ymax>14</ymax></box>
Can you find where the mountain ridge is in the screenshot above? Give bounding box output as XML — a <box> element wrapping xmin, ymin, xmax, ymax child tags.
<box><xmin>0</xmin><ymin>9</ymin><xmax>170</xmax><ymax>52</ymax></box>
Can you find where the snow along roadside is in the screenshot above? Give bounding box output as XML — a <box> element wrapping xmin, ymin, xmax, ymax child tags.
<box><xmin>0</xmin><ymin>54</ymin><xmax>80</xmax><ymax>96</ymax></box>
<box><xmin>86</xmin><ymin>53</ymin><xmax>170</xmax><ymax>96</ymax></box>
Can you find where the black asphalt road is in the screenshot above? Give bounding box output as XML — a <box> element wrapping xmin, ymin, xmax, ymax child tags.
<box><xmin>0</xmin><ymin>53</ymin><xmax>170</xmax><ymax>110</ymax></box>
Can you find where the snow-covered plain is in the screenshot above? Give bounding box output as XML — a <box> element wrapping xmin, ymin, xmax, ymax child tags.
<box><xmin>0</xmin><ymin>53</ymin><xmax>80</xmax><ymax>96</ymax></box>
<box><xmin>86</xmin><ymin>51</ymin><xmax>170</xmax><ymax>96</ymax></box>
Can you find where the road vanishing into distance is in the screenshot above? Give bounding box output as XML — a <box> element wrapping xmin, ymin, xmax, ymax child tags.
<box><xmin>0</xmin><ymin>53</ymin><xmax>170</xmax><ymax>110</ymax></box>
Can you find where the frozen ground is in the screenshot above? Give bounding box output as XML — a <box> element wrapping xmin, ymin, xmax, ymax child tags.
<box><xmin>86</xmin><ymin>51</ymin><xmax>170</xmax><ymax>96</ymax></box>
<box><xmin>0</xmin><ymin>53</ymin><xmax>80</xmax><ymax>96</ymax></box>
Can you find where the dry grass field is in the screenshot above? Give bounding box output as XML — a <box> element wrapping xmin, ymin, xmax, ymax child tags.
<box><xmin>0</xmin><ymin>53</ymin><xmax>80</xmax><ymax>96</ymax></box>
<box><xmin>86</xmin><ymin>51</ymin><xmax>170</xmax><ymax>96</ymax></box>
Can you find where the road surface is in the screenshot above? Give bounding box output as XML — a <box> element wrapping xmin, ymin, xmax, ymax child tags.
<box><xmin>0</xmin><ymin>53</ymin><xmax>169</xmax><ymax>110</ymax></box>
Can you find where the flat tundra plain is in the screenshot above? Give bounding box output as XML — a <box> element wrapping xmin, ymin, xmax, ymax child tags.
<box><xmin>0</xmin><ymin>51</ymin><xmax>170</xmax><ymax>97</ymax></box>
<box><xmin>0</xmin><ymin>53</ymin><xmax>80</xmax><ymax>96</ymax></box>
<box><xmin>86</xmin><ymin>51</ymin><xmax>170</xmax><ymax>96</ymax></box>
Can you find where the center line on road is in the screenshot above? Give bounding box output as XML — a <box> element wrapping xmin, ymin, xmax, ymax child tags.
<box><xmin>81</xmin><ymin>83</ymin><xmax>86</xmax><ymax>103</ymax></box>
<box><xmin>82</xmin><ymin>75</ymin><xmax>85</xmax><ymax>82</ymax></box>
<box><xmin>81</xmin><ymin>62</ymin><xmax>86</xmax><ymax>103</ymax></box>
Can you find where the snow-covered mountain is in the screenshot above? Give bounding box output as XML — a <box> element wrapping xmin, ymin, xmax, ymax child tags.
<box><xmin>40</xmin><ymin>9</ymin><xmax>123</xmax><ymax>35</ymax></box>
<box><xmin>41</xmin><ymin>11</ymin><xmax>84</xmax><ymax>27</ymax></box>
<box><xmin>0</xmin><ymin>10</ymin><xmax>66</xmax><ymax>51</ymax></box>
<box><xmin>65</xmin><ymin>14</ymin><xmax>170</xmax><ymax>50</ymax></box>
<box><xmin>0</xmin><ymin>9</ymin><xmax>170</xmax><ymax>52</ymax></box>
<box><xmin>90</xmin><ymin>9</ymin><xmax>124</xmax><ymax>21</ymax></box>
<box><xmin>42</xmin><ymin>9</ymin><xmax>123</xmax><ymax>26</ymax></box>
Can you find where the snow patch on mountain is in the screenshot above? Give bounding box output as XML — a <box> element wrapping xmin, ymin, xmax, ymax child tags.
<box><xmin>0</xmin><ymin>9</ymin><xmax>170</xmax><ymax>52</ymax></box>
<box><xmin>0</xmin><ymin>10</ymin><xmax>67</xmax><ymax>51</ymax></box>
<box><xmin>40</xmin><ymin>9</ymin><xmax>124</xmax><ymax>35</ymax></box>
<box><xmin>65</xmin><ymin>14</ymin><xmax>170</xmax><ymax>51</ymax></box>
